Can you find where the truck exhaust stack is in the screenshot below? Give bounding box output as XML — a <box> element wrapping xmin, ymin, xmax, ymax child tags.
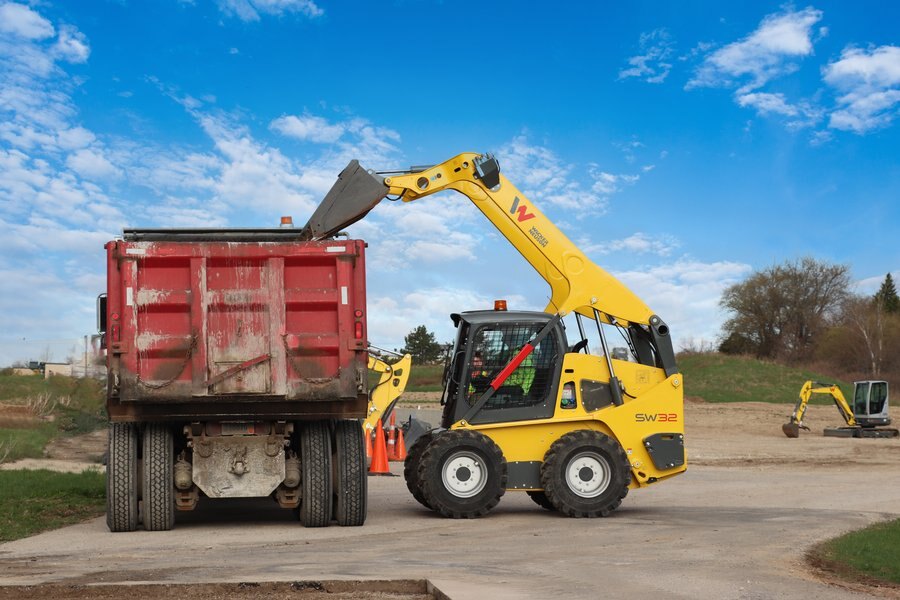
<box><xmin>301</xmin><ymin>160</ymin><xmax>388</xmax><ymax>241</ymax></box>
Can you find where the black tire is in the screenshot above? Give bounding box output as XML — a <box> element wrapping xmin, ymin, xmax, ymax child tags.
<box><xmin>298</xmin><ymin>420</ymin><xmax>332</xmax><ymax>527</ymax></box>
<box><xmin>418</xmin><ymin>430</ymin><xmax>507</xmax><ymax>519</ymax></box>
<box><xmin>106</xmin><ymin>422</ymin><xmax>139</xmax><ymax>532</ymax></box>
<box><xmin>540</xmin><ymin>430</ymin><xmax>630</xmax><ymax>518</ymax></box>
<box><xmin>333</xmin><ymin>420</ymin><xmax>367</xmax><ymax>527</ymax></box>
<box><xmin>526</xmin><ymin>490</ymin><xmax>555</xmax><ymax>511</ymax></box>
<box><xmin>142</xmin><ymin>423</ymin><xmax>175</xmax><ymax>531</ymax></box>
<box><xmin>403</xmin><ymin>430</ymin><xmax>435</xmax><ymax>509</ymax></box>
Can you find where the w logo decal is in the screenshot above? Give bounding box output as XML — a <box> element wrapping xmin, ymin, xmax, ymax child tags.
<box><xmin>510</xmin><ymin>197</ymin><xmax>536</xmax><ymax>222</ymax></box>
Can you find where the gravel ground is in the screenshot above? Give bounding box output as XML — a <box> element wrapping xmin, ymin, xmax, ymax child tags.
<box><xmin>0</xmin><ymin>398</ymin><xmax>898</xmax><ymax>599</ymax></box>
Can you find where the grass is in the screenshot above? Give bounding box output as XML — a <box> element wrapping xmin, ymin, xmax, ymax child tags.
<box><xmin>0</xmin><ymin>374</ymin><xmax>106</xmax><ymax>463</ymax></box>
<box><xmin>678</xmin><ymin>353</ymin><xmax>852</xmax><ymax>404</ymax></box>
<box><xmin>0</xmin><ymin>425</ymin><xmax>58</xmax><ymax>463</ymax></box>
<box><xmin>405</xmin><ymin>364</ymin><xmax>444</xmax><ymax>392</ymax></box>
<box><xmin>0</xmin><ymin>469</ymin><xmax>106</xmax><ymax>542</ymax></box>
<box><xmin>809</xmin><ymin>519</ymin><xmax>900</xmax><ymax>586</ymax></box>
<box><xmin>0</xmin><ymin>373</ymin><xmax>105</xmax><ymax>412</ymax></box>
<box><xmin>393</xmin><ymin>353</ymin><xmax>855</xmax><ymax>400</ymax></box>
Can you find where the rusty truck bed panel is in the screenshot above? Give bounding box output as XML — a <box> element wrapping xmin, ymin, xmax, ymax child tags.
<box><xmin>105</xmin><ymin>234</ymin><xmax>368</xmax><ymax>421</ymax></box>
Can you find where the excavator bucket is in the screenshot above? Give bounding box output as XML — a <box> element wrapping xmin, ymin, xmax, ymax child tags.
<box><xmin>301</xmin><ymin>160</ymin><xmax>387</xmax><ymax>241</ymax></box>
<box><xmin>782</xmin><ymin>422</ymin><xmax>800</xmax><ymax>438</ymax></box>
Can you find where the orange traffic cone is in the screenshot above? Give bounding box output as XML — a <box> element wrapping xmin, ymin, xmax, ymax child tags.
<box><xmin>386</xmin><ymin>413</ymin><xmax>397</xmax><ymax>461</ymax></box>
<box><xmin>394</xmin><ymin>426</ymin><xmax>407</xmax><ymax>462</ymax></box>
<box><xmin>364</xmin><ymin>425</ymin><xmax>373</xmax><ymax>458</ymax></box>
<box><xmin>368</xmin><ymin>419</ymin><xmax>391</xmax><ymax>475</ymax></box>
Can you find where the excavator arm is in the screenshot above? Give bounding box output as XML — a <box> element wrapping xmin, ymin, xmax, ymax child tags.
<box><xmin>365</xmin><ymin>352</ymin><xmax>412</xmax><ymax>434</ymax></box>
<box><xmin>303</xmin><ymin>152</ymin><xmax>677</xmax><ymax>377</ymax></box>
<box><xmin>783</xmin><ymin>380</ymin><xmax>856</xmax><ymax>438</ymax></box>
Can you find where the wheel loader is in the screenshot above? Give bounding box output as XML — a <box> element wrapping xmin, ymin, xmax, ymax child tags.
<box><xmin>301</xmin><ymin>152</ymin><xmax>686</xmax><ymax>519</ymax></box>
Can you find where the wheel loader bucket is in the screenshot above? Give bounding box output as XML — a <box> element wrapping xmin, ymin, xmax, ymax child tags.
<box><xmin>301</xmin><ymin>160</ymin><xmax>387</xmax><ymax>241</ymax></box>
<box><xmin>782</xmin><ymin>422</ymin><xmax>800</xmax><ymax>438</ymax></box>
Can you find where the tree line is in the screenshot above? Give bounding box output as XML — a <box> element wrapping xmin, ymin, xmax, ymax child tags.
<box><xmin>718</xmin><ymin>257</ymin><xmax>899</xmax><ymax>377</ymax></box>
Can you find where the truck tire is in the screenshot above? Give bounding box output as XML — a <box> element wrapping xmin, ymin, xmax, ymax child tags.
<box><xmin>403</xmin><ymin>431</ymin><xmax>435</xmax><ymax>509</ymax></box>
<box><xmin>106</xmin><ymin>422</ymin><xmax>139</xmax><ymax>532</ymax></box>
<box><xmin>540</xmin><ymin>430</ymin><xmax>629</xmax><ymax>518</ymax></box>
<box><xmin>298</xmin><ymin>420</ymin><xmax>332</xmax><ymax>527</ymax></box>
<box><xmin>333</xmin><ymin>420</ymin><xmax>366</xmax><ymax>527</ymax></box>
<box><xmin>418</xmin><ymin>430</ymin><xmax>507</xmax><ymax>519</ymax></box>
<box><xmin>142</xmin><ymin>423</ymin><xmax>175</xmax><ymax>531</ymax></box>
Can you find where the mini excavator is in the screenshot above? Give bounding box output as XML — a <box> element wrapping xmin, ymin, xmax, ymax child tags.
<box><xmin>783</xmin><ymin>380</ymin><xmax>898</xmax><ymax>438</ymax></box>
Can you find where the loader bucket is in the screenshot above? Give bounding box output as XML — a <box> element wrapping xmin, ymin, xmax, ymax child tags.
<box><xmin>301</xmin><ymin>160</ymin><xmax>388</xmax><ymax>241</ymax></box>
<box><xmin>782</xmin><ymin>422</ymin><xmax>800</xmax><ymax>438</ymax></box>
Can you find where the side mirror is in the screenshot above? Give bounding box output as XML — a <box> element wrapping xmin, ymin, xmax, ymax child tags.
<box><xmin>97</xmin><ymin>294</ymin><xmax>107</xmax><ymax>334</ymax></box>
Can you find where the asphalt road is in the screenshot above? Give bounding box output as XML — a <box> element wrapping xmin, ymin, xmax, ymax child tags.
<box><xmin>1</xmin><ymin>460</ymin><xmax>898</xmax><ymax>599</ymax></box>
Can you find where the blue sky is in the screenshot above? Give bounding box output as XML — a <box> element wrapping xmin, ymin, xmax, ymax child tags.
<box><xmin>0</xmin><ymin>1</ymin><xmax>898</xmax><ymax>365</ymax></box>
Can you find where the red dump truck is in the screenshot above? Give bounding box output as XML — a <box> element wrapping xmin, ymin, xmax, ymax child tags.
<box><xmin>100</xmin><ymin>227</ymin><xmax>369</xmax><ymax>531</ymax></box>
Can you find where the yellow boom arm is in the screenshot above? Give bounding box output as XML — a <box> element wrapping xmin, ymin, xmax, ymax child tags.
<box><xmin>304</xmin><ymin>152</ymin><xmax>678</xmax><ymax>378</ymax></box>
<box><xmin>364</xmin><ymin>353</ymin><xmax>412</xmax><ymax>433</ymax></box>
<box><xmin>382</xmin><ymin>153</ymin><xmax>653</xmax><ymax>325</ymax></box>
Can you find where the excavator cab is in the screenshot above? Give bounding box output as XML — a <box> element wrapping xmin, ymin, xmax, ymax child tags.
<box><xmin>853</xmin><ymin>381</ymin><xmax>891</xmax><ymax>427</ymax></box>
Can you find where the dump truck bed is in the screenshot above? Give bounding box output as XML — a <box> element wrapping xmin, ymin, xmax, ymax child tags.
<box><xmin>104</xmin><ymin>230</ymin><xmax>368</xmax><ymax>422</ymax></box>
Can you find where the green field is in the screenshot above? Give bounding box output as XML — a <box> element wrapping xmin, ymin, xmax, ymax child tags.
<box><xmin>0</xmin><ymin>373</ymin><xmax>106</xmax><ymax>462</ymax></box>
<box><xmin>400</xmin><ymin>354</ymin><xmax>851</xmax><ymax>402</ymax></box>
<box><xmin>810</xmin><ymin>519</ymin><xmax>900</xmax><ymax>585</ymax></box>
<box><xmin>0</xmin><ymin>469</ymin><xmax>106</xmax><ymax>542</ymax></box>
<box><xmin>670</xmin><ymin>353</ymin><xmax>850</xmax><ymax>404</ymax></box>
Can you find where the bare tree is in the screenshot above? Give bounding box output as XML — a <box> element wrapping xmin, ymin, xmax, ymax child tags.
<box><xmin>842</xmin><ymin>295</ymin><xmax>884</xmax><ymax>376</ymax></box>
<box><xmin>719</xmin><ymin>257</ymin><xmax>850</xmax><ymax>361</ymax></box>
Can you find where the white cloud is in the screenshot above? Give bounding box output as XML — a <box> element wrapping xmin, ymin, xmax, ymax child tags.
<box><xmin>737</xmin><ymin>91</ymin><xmax>822</xmax><ymax>129</ymax></box>
<box><xmin>615</xmin><ymin>260</ymin><xmax>752</xmax><ymax>349</ymax></box>
<box><xmin>737</xmin><ymin>91</ymin><xmax>798</xmax><ymax>116</ymax></box>
<box><xmin>52</xmin><ymin>24</ymin><xmax>90</xmax><ymax>63</ymax></box>
<box><xmin>581</xmin><ymin>232</ymin><xmax>680</xmax><ymax>258</ymax></box>
<box><xmin>367</xmin><ymin>287</ymin><xmax>529</xmax><ymax>350</ymax></box>
<box><xmin>590</xmin><ymin>170</ymin><xmax>639</xmax><ymax>197</ymax></box>
<box><xmin>270</xmin><ymin>114</ymin><xmax>346</xmax><ymax>143</ymax></box>
<box><xmin>688</xmin><ymin>7</ymin><xmax>823</xmax><ymax>93</ymax></box>
<box><xmin>497</xmin><ymin>135</ymin><xmax>608</xmax><ymax>212</ymax></box>
<box><xmin>823</xmin><ymin>45</ymin><xmax>900</xmax><ymax>133</ymax></box>
<box><xmin>619</xmin><ymin>29</ymin><xmax>674</xmax><ymax>84</ymax></box>
<box><xmin>0</xmin><ymin>2</ymin><xmax>55</xmax><ymax>40</ymax></box>
<box><xmin>66</xmin><ymin>148</ymin><xmax>120</xmax><ymax>179</ymax></box>
<box><xmin>217</xmin><ymin>0</ymin><xmax>324</xmax><ymax>22</ymax></box>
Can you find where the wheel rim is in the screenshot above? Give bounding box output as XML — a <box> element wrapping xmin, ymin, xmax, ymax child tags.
<box><xmin>441</xmin><ymin>450</ymin><xmax>487</xmax><ymax>498</ymax></box>
<box><xmin>565</xmin><ymin>450</ymin><xmax>611</xmax><ymax>498</ymax></box>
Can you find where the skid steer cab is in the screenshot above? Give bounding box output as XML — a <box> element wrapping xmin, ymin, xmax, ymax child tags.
<box><xmin>404</xmin><ymin>308</ymin><xmax>686</xmax><ymax>519</ymax></box>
